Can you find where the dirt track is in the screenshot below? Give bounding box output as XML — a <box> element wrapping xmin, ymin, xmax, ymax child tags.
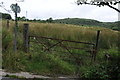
<box><xmin>0</xmin><ymin>69</ymin><xmax>79</xmax><ymax>80</ymax></box>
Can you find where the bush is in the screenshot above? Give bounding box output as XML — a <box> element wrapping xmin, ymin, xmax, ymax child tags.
<box><xmin>81</xmin><ymin>64</ymin><xmax>109</xmax><ymax>80</ymax></box>
<box><xmin>80</xmin><ymin>51</ymin><xmax>120</xmax><ymax>80</ymax></box>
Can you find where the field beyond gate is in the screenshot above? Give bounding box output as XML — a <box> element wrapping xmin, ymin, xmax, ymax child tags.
<box><xmin>23</xmin><ymin>24</ymin><xmax>101</xmax><ymax>62</ymax></box>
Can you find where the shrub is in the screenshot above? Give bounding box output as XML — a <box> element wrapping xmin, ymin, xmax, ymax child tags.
<box><xmin>80</xmin><ymin>50</ymin><xmax>120</xmax><ymax>80</ymax></box>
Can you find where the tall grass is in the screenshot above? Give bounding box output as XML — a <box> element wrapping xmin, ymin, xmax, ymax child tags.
<box><xmin>27</xmin><ymin>21</ymin><xmax>118</xmax><ymax>49</ymax></box>
<box><xmin>2</xmin><ymin>20</ymin><xmax>118</xmax><ymax>49</ymax></box>
<box><xmin>2</xmin><ymin>20</ymin><xmax>119</xmax><ymax>77</ymax></box>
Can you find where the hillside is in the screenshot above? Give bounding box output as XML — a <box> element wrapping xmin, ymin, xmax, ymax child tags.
<box><xmin>53</xmin><ymin>18</ymin><xmax>120</xmax><ymax>30</ymax></box>
<box><xmin>53</xmin><ymin>18</ymin><xmax>102</xmax><ymax>26</ymax></box>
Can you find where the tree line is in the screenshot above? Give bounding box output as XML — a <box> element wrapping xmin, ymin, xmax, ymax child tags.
<box><xmin>0</xmin><ymin>12</ymin><xmax>53</xmax><ymax>23</ymax></box>
<box><xmin>0</xmin><ymin>12</ymin><xmax>12</xmax><ymax>19</ymax></box>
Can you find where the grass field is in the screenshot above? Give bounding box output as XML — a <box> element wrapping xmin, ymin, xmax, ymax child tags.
<box><xmin>2</xmin><ymin>20</ymin><xmax>120</xmax><ymax>79</ymax></box>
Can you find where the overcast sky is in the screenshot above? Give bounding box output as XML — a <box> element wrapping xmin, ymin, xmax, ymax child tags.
<box><xmin>0</xmin><ymin>0</ymin><xmax>119</xmax><ymax>22</ymax></box>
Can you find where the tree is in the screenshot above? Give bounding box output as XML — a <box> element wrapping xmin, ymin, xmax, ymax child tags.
<box><xmin>46</xmin><ymin>17</ymin><xmax>53</xmax><ymax>23</ymax></box>
<box><xmin>0</xmin><ymin>12</ymin><xmax>12</xmax><ymax>19</ymax></box>
<box><xmin>17</xmin><ymin>16</ymin><xmax>26</xmax><ymax>21</ymax></box>
<box><xmin>76</xmin><ymin>0</ymin><xmax>120</xmax><ymax>13</ymax></box>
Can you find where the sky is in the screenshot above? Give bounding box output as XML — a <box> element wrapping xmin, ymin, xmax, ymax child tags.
<box><xmin>0</xmin><ymin>0</ymin><xmax>119</xmax><ymax>22</ymax></box>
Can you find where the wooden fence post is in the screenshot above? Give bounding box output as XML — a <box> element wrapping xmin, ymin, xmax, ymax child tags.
<box><xmin>23</xmin><ymin>23</ymin><xmax>29</xmax><ymax>53</ymax></box>
<box><xmin>93</xmin><ymin>30</ymin><xmax>101</xmax><ymax>61</ymax></box>
<box><xmin>13</xmin><ymin>27</ymin><xmax>17</xmax><ymax>52</ymax></box>
<box><xmin>6</xmin><ymin>19</ymin><xmax>9</xmax><ymax>29</ymax></box>
<box><xmin>95</xmin><ymin>30</ymin><xmax>100</xmax><ymax>50</ymax></box>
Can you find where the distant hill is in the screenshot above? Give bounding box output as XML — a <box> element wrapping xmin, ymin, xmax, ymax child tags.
<box><xmin>53</xmin><ymin>18</ymin><xmax>102</xmax><ymax>26</ymax></box>
<box><xmin>0</xmin><ymin>12</ymin><xmax>12</xmax><ymax>19</ymax></box>
<box><xmin>53</xmin><ymin>18</ymin><xmax>120</xmax><ymax>30</ymax></box>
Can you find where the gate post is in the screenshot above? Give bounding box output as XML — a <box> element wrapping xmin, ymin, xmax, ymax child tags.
<box><xmin>93</xmin><ymin>30</ymin><xmax>101</xmax><ymax>61</ymax></box>
<box><xmin>23</xmin><ymin>23</ymin><xmax>29</xmax><ymax>53</ymax></box>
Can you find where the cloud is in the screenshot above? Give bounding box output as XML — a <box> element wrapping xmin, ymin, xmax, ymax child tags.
<box><xmin>0</xmin><ymin>0</ymin><xmax>119</xmax><ymax>22</ymax></box>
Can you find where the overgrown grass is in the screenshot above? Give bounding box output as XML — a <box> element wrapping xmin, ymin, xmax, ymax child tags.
<box><xmin>2</xmin><ymin>20</ymin><xmax>119</xmax><ymax>78</ymax></box>
<box><xmin>2</xmin><ymin>20</ymin><xmax>118</xmax><ymax>49</ymax></box>
<box><xmin>28</xmin><ymin>21</ymin><xmax>118</xmax><ymax>49</ymax></box>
